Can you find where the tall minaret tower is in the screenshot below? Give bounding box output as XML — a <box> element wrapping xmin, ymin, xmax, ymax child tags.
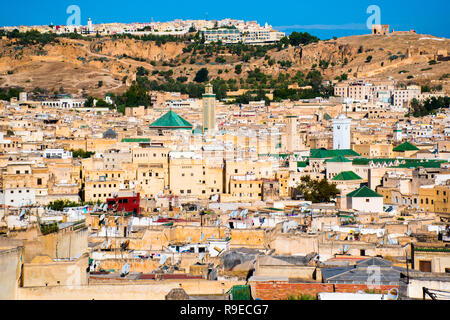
<box><xmin>393</xmin><ymin>122</ymin><xmax>403</xmax><ymax>143</ymax></box>
<box><xmin>87</xmin><ymin>18</ymin><xmax>94</xmax><ymax>33</ymax></box>
<box><xmin>202</xmin><ymin>83</ymin><xmax>216</xmax><ymax>134</ymax></box>
<box><xmin>332</xmin><ymin>114</ymin><xmax>351</xmax><ymax>150</ymax></box>
<box><xmin>286</xmin><ymin>115</ymin><xmax>298</xmax><ymax>153</ymax></box>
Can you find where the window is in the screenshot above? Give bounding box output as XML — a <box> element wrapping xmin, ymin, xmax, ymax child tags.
<box><xmin>37</xmin><ymin>178</ymin><xmax>42</xmax><ymax>185</ymax></box>
<box><xmin>419</xmin><ymin>260</ymin><xmax>432</xmax><ymax>272</ymax></box>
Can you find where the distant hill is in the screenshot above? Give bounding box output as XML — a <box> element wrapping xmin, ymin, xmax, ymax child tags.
<box><xmin>0</xmin><ymin>32</ymin><xmax>448</xmax><ymax>97</ymax></box>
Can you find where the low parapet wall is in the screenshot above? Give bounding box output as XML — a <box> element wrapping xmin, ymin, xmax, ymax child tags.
<box><xmin>17</xmin><ymin>279</ymin><xmax>245</xmax><ymax>300</ymax></box>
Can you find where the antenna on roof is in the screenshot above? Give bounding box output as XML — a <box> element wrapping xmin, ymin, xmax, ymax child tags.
<box><xmin>159</xmin><ymin>255</ymin><xmax>167</xmax><ymax>265</ymax></box>
<box><xmin>199</xmin><ymin>252</ymin><xmax>205</xmax><ymax>262</ymax></box>
<box><xmin>120</xmin><ymin>263</ymin><xmax>130</xmax><ymax>277</ymax></box>
<box><xmin>19</xmin><ymin>209</ymin><xmax>26</xmax><ymax>221</ymax></box>
<box><xmin>99</xmin><ymin>213</ymin><xmax>106</xmax><ymax>225</ymax></box>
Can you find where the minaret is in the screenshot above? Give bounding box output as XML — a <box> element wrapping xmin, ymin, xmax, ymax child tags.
<box><xmin>286</xmin><ymin>115</ymin><xmax>298</xmax><ymax>153</ymax></box>
<box><xmin>202</xmin><ymin>83</ymin><xmax>216</xmax><ymax>134</ymax></box>
<box><xmin>332</xmin><ymin>114</ymin><xmax>351</xmax><ymax>150</ymax></box>
<box><xmin>393</xmin><ymin>122</ymin><xmax>403</xmax><ymax>143</ymax></box>
<box><xmin>87</xmin><ymin>18</ymin><xmax>93</xmax><ymax>33</ymax></box>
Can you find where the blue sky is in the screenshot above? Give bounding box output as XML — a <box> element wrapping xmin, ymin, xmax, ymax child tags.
<box><xmin>1</xmin><ymin>0</ymin><xmax>449</xmax><ymax>39</ymax></box>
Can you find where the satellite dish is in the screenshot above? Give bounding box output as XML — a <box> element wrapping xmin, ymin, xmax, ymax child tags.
<box><xmin>99</xmin><ymin>214</ymin><xmax>105</xmax><ymax>224</ymax></box>
<box><xmin>159</xmin><ymin>255</ymin><xmax>167</xmax><ymax>265</ymax></box>
<box><xmin>343</xmin><ymin>245</ymin><xmax>349</xmax><ymax>253</ymax></box>
<box><xmin>188</xmin><ymin>236</ymin><xmax>192</xmax><ymax>242</ymax></box>
<box><xmin>200</xmin><ymin>233</ymin><xmax>205</xmax><ymax>242</ymax></box>
<box><xmin>335</xmin><ymin>235</ymin><xmax>340</xmax><ymax>241</ymax></box>
<box><xmin>199</xmin><ymin>253</ymin><xmax>205</xmax><ymax>261</ymax></box>
<box><xmin>121</xmin><ymin>263</ymin><xmax>130</xmax><ymax>277</ymax></box>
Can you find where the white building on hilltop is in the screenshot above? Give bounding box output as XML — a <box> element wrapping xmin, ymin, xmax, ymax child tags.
<box><xmin>332</xmin><ymin>114</ymin><xmax>351</xmax><ymax>150</ymax></box>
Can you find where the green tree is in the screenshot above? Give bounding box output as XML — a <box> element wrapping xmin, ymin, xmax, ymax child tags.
<box><xmin>288</xmin><ymin>31</ymin><xmax>319</xmax><ymax>46</ymax></box>
<box><xmin>84</xmin><ymin>96</ymin><xmax>94</xmax><ymax>107</ymax></box>
<box><xmin>194</xmin><ymin>68</ymin><xmax>209</xmax><ymax>83</ymax></box>
<box><xmin>296</xmin><ymin>176</ymin><xmax>339</xmax><ymax>203</ymax></box>
<box><xmin>136</xmin><ymin>66</ymin><xmax>149</xmax><ymax>76</ymax></box>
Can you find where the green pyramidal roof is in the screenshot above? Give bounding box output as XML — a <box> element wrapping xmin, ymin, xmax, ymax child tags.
<box><xmin>332</xmin><ymin>171</ymin><xmax>362</xmax><ymax>181</ymax></box>
<box><xmin>393</xmin><ymin>141</ymin><xmax>419</xmax><ymax>152</ymax></box>
<box><xmin>325</xmin><ymin>155</ymin><xmax>352</xmax><ymax>163</ymax></box>
<box><xmin>346</xmin><ymin>186</ymin><xmax>383</xmax><ymax>198</ymax></box>
<box><xmin>149</xmin><ymin>111</ymin><xmax>193</xmax><ymax>130</ymax></box>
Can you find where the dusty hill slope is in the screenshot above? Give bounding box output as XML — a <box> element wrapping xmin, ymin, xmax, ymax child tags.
<box><xmin>0</xmin><ymin>32</ymin><xmax>449</xmax><ymax>97</ymax></box>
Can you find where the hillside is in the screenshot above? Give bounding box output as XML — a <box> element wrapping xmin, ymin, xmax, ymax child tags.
<box><xmin>0</xmin><ymin>32</ymin><xmax>449</xmax><ymax>98</ymax></box>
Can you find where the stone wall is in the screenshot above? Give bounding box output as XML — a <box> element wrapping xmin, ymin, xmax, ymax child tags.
<box><xmin>249</xmin><ymin>279</ymin><xmax>398</xmax><ymax>300</ymax></box>
<box><xmin>17</xmin><ymin>279</ymin><xmax>245</xmax><ymax>300</ymax></box>
<box><xmin>0</xmin><ymin>245</ymin><xmax>24</xmax><ymax>300</ymax></box>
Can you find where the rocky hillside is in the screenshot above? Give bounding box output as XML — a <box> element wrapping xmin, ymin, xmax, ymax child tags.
<box><xmin>0</xmin><ymin>32</ymin><xmax>449</xmax><ymax>97</ymax></box>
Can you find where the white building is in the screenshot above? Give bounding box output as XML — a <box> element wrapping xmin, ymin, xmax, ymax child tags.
<box><xmin>41</xmin><ymin>98</ymin><xmax>84</xmax><ymax>109</ymax></box>
<box><xmin>346</xmin><ymin>186</ymin><xmax>384</xmax><ymax>213</ymax></box>
<box><xmin>392</xmin><ymin>85</ymin><xmax>420</xmax><ymax>108</ymax></box>
<box><xmin>332</xmin><ymin>114</ymin><xmax>351</xmax><ymax>150</ymax></box>
<box><xmin>42</xmin><ymin>149</ymin><xmax>73</xmax><ymax>159</ymax></box>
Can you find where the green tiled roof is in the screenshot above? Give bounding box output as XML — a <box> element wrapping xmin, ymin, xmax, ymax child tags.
<box><xmin>352</xmin><ymin>158</ymin><xmax>398</xmax><ymax>166</ymax></box>
<box><xmin>352</xmin><ymin>158</ymin><xmax>447</xmax><ymax>169</ymax></box>
<box><xmin>332</xmin><ymin>171</ymin><xmax>362</xmax><ymax>181</ymax></box>
<box><xmin>149</xmin><ymin>111</ymin><xmax>193</xmax><ymax>129</ymax></box>
<box><xmin>346</xmin><ymin>186</ymin><xmax>383</xmax><ymax>198</ymax></box>
<box><xmin>323</xmin><ymin>113</ymin><xmax>332</xmax><ymax>120</ymax></box>
<box><xmin>121</xmin><ymin>138</ymin><xmax>150</xmax><ymax>143</ymax></box>
<box><xmin>310</xmin><ymin>148</ymin><xmax>360</xmax><ymax>159</ymax></box>
<box><xmin>297</xmin><ymin>161</ymin><xmax>308</xmax><ymax>168</ymax></box>
<box><xmin>393</xmin><ymin>142</ymin><xmax>420</xmax><ymax>152</ymax></box>
<box><xmin>394</xmin><ymin>159</ymin><xmax>447</xmax><ymax>169</ymax></box>
<box><xmin>325</xmin><ymin>155</ymin><xmax>352</xmax><ymax>163</ymax></box>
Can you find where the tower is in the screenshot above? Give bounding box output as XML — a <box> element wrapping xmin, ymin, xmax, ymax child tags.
<box><xmin>87</xmin><ymin>18</ymin><xmax>93</xmax><ymax>33</ymax></box>
<box><xmin>286</xmin><ymin>115</ymin><xmax>298</xmax><ymax>153</ymax></box>
<box><xmin>202</xmin><ymin>83</ymin><xmax>216</xmax><ymax>134</ymax></box>
<box><xmin>393</xmin><ymin>122</ymin><xmax>403</xmax><ymax>142</ymax></box>
<box><xmin>332</xmin><ymin>114</ymin><xmax>351</xmax><ymax>150</ymax></box>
